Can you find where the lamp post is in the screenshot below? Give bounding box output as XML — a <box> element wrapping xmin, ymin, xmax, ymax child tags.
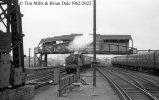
<box><xmin>93</xmin><ymin>0</ymin><xmax>96</xmax><ymax>87</ymax></box>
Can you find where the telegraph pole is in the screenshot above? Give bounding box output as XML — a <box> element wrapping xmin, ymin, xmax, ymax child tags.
<box><xmin>93</xmin><ymin>0</ymin><xmax>96</xmax><ymax>87</ymax></box>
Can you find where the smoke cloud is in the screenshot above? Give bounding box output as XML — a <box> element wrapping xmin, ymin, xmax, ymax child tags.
<box><xmin>68</xmin><ymin>34</ymin><xmax>93</xmax><ymax>51</ymax></box>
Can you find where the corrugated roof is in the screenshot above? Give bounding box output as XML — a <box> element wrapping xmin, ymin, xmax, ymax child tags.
<box><xmin>39</xmin><ymin>34</ymin><xmax>83</xmax><ymax>44</ymax></box>
<box><xmin>100</xmin><ymin>35</ymin><xmax>132</xmax><ymax>40</ymax></box>
<box><xmin>39</xmin><ymin>34</ymin><xmax>132</xmax><ymax>44</ymax></box>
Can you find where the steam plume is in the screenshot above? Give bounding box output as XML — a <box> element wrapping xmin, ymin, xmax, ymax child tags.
<box><xmin>68</xmin><ymin>34</ymin><xmax>93</xmax><ymax>51</ymax></box>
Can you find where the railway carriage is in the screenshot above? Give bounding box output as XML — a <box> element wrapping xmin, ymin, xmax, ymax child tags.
<box><xmin>111</xmin><ymin>51</ymin><xmax>159</xmax><ymax>72</ymax></box>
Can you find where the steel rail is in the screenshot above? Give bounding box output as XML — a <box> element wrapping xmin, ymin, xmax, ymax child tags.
<box><xmin>97</xmin><ymin>68</ymin><xmax>133</xmax><ymax>100</ymax></box>
<box><xmin>26</xmin><ymin>72</ymin><xmax>54</xmax><ymax>84</ymax></box>
<box><xmin>116</xmin><ymin>69</ymin><xmax>159</xmax><ymax>99</ymax></box>
<box><xmin>97</xmin><ymin>67</ymin><xmax>158</xmax><ymax>100</ymax></box>
<box><xmin>107</xmin><ymin>66</ymin><xmax>159</xmax><ymax>98</ymax></box>
<box><xmin>109</xmin><ymin>66</ymin><xmax>159</xmax><ymax>88</ymax></box>
<box><xmin>123</xmin><ymin>70</ymin><xmax>159</xmax><ymax>88</ymax></box>
<box><xmin>135</xmin><ymin>72</ymin><xmax>159</xmax><ymax>83</ymax></box>
<box><xmin>114</xmin><ymin>70</ymin><xmax>159</xmax><ymax>100</ymax></box>
<box><xmin>113</xmin><ymin>67</ymin><xmax>159</xmax><ymax>88</ymax></box>
<box><xmin>26</xmin><ymin>72</ymin><xmax>54</xmax><ymax>80</ymax></box>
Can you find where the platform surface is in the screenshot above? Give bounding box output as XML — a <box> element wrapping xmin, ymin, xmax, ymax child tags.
<box><xmin>32</xmin><ymin>68</ymin><xmax>120</xmax><ymax>100</ymax></box>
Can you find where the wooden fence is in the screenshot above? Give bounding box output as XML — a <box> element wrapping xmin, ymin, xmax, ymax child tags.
<box><xmin>58</xmin><ymin>74</ymin><xmax>78</xmax><ymax>96</ymax></box>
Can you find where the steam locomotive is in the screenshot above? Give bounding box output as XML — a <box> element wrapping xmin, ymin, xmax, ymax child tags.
<box><xmin>111</xmin><ymin>51</ymin><xmax>159</xmax><ymax>73</ymax></box>
<box><xmin>65</xmin><ymin>53</ymin><xmax>93</xmax><ymax>73</ymax></box>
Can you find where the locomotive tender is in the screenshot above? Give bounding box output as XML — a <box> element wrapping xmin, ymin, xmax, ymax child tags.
<box><xmin>111</xmin><ymin>51</ymin><xmax>159</xmax><ymax>72</ymax></box>
<box><xmin>65</xmin><ymin>53</ymin><xmax>92</xmax><ymax>73</ymax></box>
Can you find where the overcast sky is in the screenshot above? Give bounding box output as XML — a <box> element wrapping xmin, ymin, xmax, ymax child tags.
<box><xmin>1</xmin><ymin>0</ymin><xmax>159</xmax><ymax>56</ymax></box>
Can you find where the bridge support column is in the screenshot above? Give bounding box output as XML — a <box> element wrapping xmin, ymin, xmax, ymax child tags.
<box><xmin>44</xmin><ymin>53</ymin><xmax>47</xmax><ymax>67</ymax></box>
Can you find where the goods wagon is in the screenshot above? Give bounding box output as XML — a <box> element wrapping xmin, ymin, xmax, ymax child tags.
<box><xmin>111</xmin><ymin>51</ymin><xmax>159</xmax><ymax>72</ymax></box>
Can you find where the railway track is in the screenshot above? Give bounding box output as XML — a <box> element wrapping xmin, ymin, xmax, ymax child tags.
<box><xmin>134</xmin><ymin>72</ymin><xmax>159</xmax><ymax>85</ymax></box>
<box><xmin>97</xmin><ymin>67</ymin><xmax>159</xmax><ymax>100</ymax></box>
<box><xmin>110</xmin><ymin>67</ymin><xmax>159</xmax><ymax>99</ymax></box>
<box><xmin>109</xmin><ymin>66</ymin><xmax>159</xmax><ymax>88</ymax></box>
<box><xmin>25</xmin><ymin>66</ymin><xmax>90</xmax><ymax>89</ymax></box>
<box><xmin>25</xmin><ymin>66</ymin><xmax>68</xmax><ymax>89</ymax></box>
<box><xmin>26</xmin><ymin>72</ymin><xmax>54</xmax><ymax>89</ymax></box>
<box><xmin>107</xmin><ymin>66</ymin><xmax>159</xmax><ymax>85</ymax></box>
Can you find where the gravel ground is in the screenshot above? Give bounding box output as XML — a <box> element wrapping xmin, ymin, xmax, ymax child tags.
<box><xmin>32</xmin><ymin>68</ymin><xmax>120</xmax><ymax>100</ymax></box>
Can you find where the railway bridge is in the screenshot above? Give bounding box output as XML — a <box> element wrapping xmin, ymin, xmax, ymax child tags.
<box><xmin>34</xmin><ymin>34</ymin><xmax>137</xmax><ymax>67</ymax></box>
